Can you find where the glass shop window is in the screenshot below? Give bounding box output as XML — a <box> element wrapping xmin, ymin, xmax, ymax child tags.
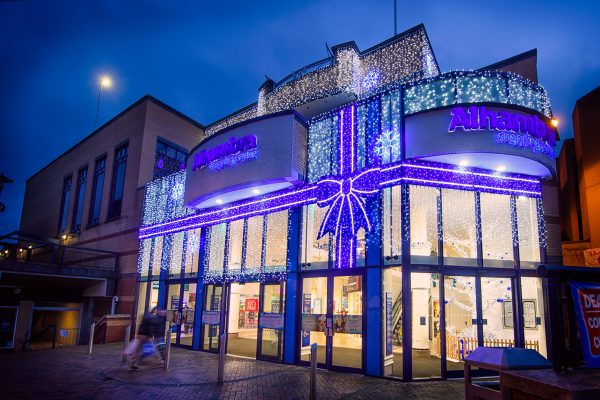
<box><xmin>135</xmin><ymin>282</ymin><xmax>148</xmax><ymax>335</ymax></box>
<box><xmin>167</xmin><ymin>232</ymin><xmax>185</xmax><ymax>278</ymax></box>
<box><xmin>300</xmin><ymin>204</ymin><xmax>332</xmax><ymax>270</ymax></box>
<box><xmin>444</xmin><ymin>276</ymin><xmax>477</xmax><ymax>372</ymax></box>
<box><xmin>244</xmin><ymin>215</ymin><xmax>263</xmax><ymax>271</ymax></box>
<box><xmin>205</xmin><ymin>224</ymin><xmax>226</xmax><ymax>274</ymax></box>
<box><xmin>151</xmin><ymin>236</ymin><xmax>164</xmax><ymax>278</ymax></box>
<box><xmin>183</xmin><ymin>228</ymin><xmax>202</xmax><ymax>276</ymax></box>
<box><xmin>516</xmin><ymin>197</ymin><xmax>541</xmax><ymax>268</ymax></box>
<box><xmin>382</xmin><ymin>186</ymin><xmax>402</xmax><ymax>265</ymax></box>
<box><xmin>356</xmin><ymin>228</ymin><xmax>366</xmax><ymax>267</ymax></box>
<box><xmin>480</xmin><ymin>193</ymin><xmax>514</xmax><ymax>267</ymax></box>
<box><xmin>442</xmin><ymin>189</ymin><xmax>477</xmax><ymax>266</ymax></box>
<box><xmin>409</xmin><ymin>186</ymin><xmax>439</xmax><ymax>265</ymax></box>
<box><xmin>382</xmin><ymin>267</ymin><xmax>402</xmax><ymax>378</ymax></box>
<box><xmin>521</xmin><ymin>277</ymin><xmax>547</xmax><ymax>357</ymax></box>
<box><xmin>227</xmin><ymin>219</ymin><xmax>244</xmax><ymax>273</ymax></box>
<box><xmin>264</xmin><ymin>211</ymin><xmax>288</xmax><ymax>272</ymax></box>
<box><xmin>307</xmin><ymin>116</ymin><xmax>338</xmax><ymax>183</ymax></box>
<box><xmin>139</xmin><ymin>238</ymin><xmax>152</xmax><ymax>278</ymax></box>
<box><xmin>411</xmin><ymin>272</ymin><xmax>441</xmax><ymax>379</ymax></box>
<box><xmin>481</xmin><ymin>277</ymin><xmax>514</xmax><ymax>347</ymax></box>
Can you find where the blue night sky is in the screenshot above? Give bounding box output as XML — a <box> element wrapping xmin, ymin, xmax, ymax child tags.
<box><xmin>1</xmin><ymin>0</ymin><xmax>599</xmax><ymax>232</ymax></box>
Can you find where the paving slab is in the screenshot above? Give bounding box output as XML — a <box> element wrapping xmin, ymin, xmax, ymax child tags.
<box><xmin>0</xmin><ymin>343</ymin><xmax>465</xmax><ymax>399</ymax></box>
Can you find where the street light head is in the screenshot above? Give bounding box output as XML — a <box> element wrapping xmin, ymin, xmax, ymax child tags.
<box><xmin>100</xmin><ymin>76</ymin><xmax>112</xmax><ymax>88</ymax></box>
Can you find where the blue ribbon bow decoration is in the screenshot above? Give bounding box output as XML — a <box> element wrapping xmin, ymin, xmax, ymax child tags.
<box><xmin>316</xmin><ymin>168</ymin><xmax>381</xmax><ymax>241</ymax></box>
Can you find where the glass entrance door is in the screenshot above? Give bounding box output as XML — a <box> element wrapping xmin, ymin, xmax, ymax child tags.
<box><xmin>257</xmin><ymin>282</ymin><xmax>285</xmax><ymax>361</ymax></box>
<box><xmin>200</xmin><ymin>284</ymin><xmax>222</xmax><ymax>352</ymax></box>
<box><xmin>300</xmin><ymin>275</ymin><xmax>364</xmax><ymax>372</ymax></box>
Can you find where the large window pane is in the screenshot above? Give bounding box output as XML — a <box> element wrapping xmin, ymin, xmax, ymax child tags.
<box><xmin>151</xmin><ymin>236</ymin><xmax>164</xmax><ymax>277</ymax></box>
<box><xmin>410</xmin><ymin>186</ymin><xmax>439</xmax><ymax>265</ymax></box>
<box><xmin>383</xmin><ymin>267</ymin><xmax>402</xmax><ymax>378</ymax></box>
<box><xmin>332</xmin><ymin>275</ymin><xmax>363</xmax><ymax>369</ymax></box>
<box><xmin>149</xmin><ymin>281</ymin><xmax>159</xmax><ymax>310</ymax></box>
<box><xmin>265</xmin><ymin>211</ymin><xmax>288</xmax><ymax>271</ymax></box>
<box><xmin>168</xmin><ymin>232</ymin><xmax>185</xmax><ymax>277</ymax></box>
<box><xmin>411</xmin><ymin>272</ymin><xmax>441</xmax><ymax>379</ymax></box>
<box><xmin>227</xmin><ymin>219</ymin><xmax>244</xmax><ymax>272</ymax></box>
<box><xmin>517</xmin><ymin>197</ymin><xmax>541</xmax><ymax>267</ymax></box>
<box><xmin>307</xmin><ymin>116</ymin><xmax>338</xmax><ymax>183</ymax></box>
<box><xmin>138</xmin><ymin>238</ymin><xmax>152</xmax><ymax>278</ymax></box>
<box><xmin>201</xmin><ymin>284</ymin><xmax>222</xmax><ymax>352</ymax></box>
<box><xmin>481</xmin><ymin>277</ymin><xmax>514</xmax><ymax>347</ymax></box>
<box><xmin>442</xmin><ymin>189</ymin><xmax>477</xmax><ymax>266</ymax></box>
<box><xmin>245</xmin><ymin>216</ymin><xmax>263</xmax><ymax>271</ymax></box>
<box><xmin>108</xmin><ymin>144</ymin><xmax>128</xmax><ymax>219</ymax></box>
<box><xmin>481</xmin><ymin>193</ymin><xmax>514</xmax><ymax>267</ymax></box>
<box><xmin>179</xmin><ymin>283</ymin><xmax>196</xmax><ymax>346</ymax></box>
<box><xmin>184</xmin><ymin>229</ymin><xmax>201</xmax><ymax>275</ymax></box>
<box><xmin>135</xmin><ymin>282</ymin><xmax>148</xmax><ymax>335</ymax></box>
<box><xmin>88</xmin><ymin>157</ymin><xmax>106</xmax><ymax>226</ymax></box>
<box><xmin>260</xmin><ymin>283</ymin><xmax>284</xmax><ymax>361</ymax></box>
<box><xmin>382</xmin><ymin>186</ymin><xmax>402</xmax><ymax>265</ymax></box>
<box><xmin>444</xmin><ymin>276</ymin><xmax>477</xmax><ymax>371</ymax></box>
<box><xmin>206</xmin><ymin>224</ymin><xmax>226</xmax><ymax>275</ymax></box>
<box><xmin>300</xmin><ymin>204</ymin><xmax>331</xmax><ymax>270</ymax></box>
<box><xmin>166</xmin><ymin>284</ymin><xmax>181</xmax><ymax>341</ymax></box>
<box><xmin>300</xmin><ymin>277</ymin><xmax>327</xmax><ymax>364</ymax></box>
<box><xmin>71</xmin><ymin>167</ymin><xmax>87</xmax><ymax>233</ymax></box>
<box><xmin>58</xmin><ymin>176</ymin><xmax>72</xmax><ymax>234</ymax></box>
<box><xmin>521</xmin><ymin>277</ymin><xmax>547</xmax><ymax>357</ymax></box>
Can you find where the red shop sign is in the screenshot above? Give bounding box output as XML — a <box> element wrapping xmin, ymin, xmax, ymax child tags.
<box><xmin>570</xmin><ymin>282</ymin><xmax>600</xmax><ymax>368</ymax></box>
<box><xmin>245</xmin><ymin>298</ymin><xmax>259</xmax><ymax>312</ymax></box>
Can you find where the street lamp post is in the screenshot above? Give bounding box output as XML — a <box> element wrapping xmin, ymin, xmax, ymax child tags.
<box><xmin>94</xmin><ymin>76</ymin><xmax>112</xmax><ymax>128</ymax></box>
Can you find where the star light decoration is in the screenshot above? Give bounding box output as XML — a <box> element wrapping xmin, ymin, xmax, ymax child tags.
<box><xmin>362</xmin><ymin>68</ymin><xmax>380</xmax><ymax>91</ymax></box>
<box><xmin>374</xmin><ymin>129</ymin><xmax>400</xmax><ymax>158</ymax></box>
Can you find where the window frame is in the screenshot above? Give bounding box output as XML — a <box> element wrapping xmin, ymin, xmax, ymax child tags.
<box><xmin>107</xmin><ymin>142</ymin><xmax>129</xmax><ymax>221</ymax></box>
<box><xmin>87</xmin><ymin>155</ymin><xmax>107</xmax><ymax>227</ymax></box>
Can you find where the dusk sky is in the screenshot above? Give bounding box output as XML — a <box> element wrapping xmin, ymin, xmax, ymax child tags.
<box><xmin>1</xmin><ymin>0</ymin><xmax>599</xmax><ymax>233</ymax></box>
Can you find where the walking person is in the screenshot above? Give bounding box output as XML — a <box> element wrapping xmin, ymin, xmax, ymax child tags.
<box><xmin>126</xmin><ymin>307</ymin><xmax>166</xmax><ymax>370</ymax></box>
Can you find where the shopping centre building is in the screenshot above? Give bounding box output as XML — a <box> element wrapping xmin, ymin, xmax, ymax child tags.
<box><xmin>135</xmin><ymin>24</ymin><xmax>561</xmax><ymax>379</ymax></box>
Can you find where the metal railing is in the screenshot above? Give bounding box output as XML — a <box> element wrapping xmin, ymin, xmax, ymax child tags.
<box><xmin>0</xmin><ymin>231</ymin><xmax>118</xmax><ymax>272</ymax></box>
<box><xmin>24</xmin><ymin>325</ymin><xmax>80</xmax><ymax>350</ymax></box>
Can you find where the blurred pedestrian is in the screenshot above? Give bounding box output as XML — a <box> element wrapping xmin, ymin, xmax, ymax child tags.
<box><xmin>126</xmin><ymin>306</ymin><xmax>166</xmax><ymax>370</ymax></box>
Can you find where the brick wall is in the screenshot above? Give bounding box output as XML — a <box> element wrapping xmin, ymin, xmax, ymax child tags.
<box><xmin>18</xmin><ymin>96</ymin><xmax>204</xmax><ymax>317</ymax></box>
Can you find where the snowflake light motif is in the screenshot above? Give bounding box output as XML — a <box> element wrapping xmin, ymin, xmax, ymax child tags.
<box><xmin>362</xmin><ymin>68</ymin><xmax>380</xmax><ymax>91</ymax></box>
<box><xmin>374</xmin><ymin>130</ymin><xmax>400</xmax><ymax>157</ymax></box>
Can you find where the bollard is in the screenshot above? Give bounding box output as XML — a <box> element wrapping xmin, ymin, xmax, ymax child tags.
<box><xmin>310</xmin><ymin>342</ymin><xmax>317</xmax><ymax>400</ymax></box>
<box><xmin>122</xmin><ymin>325</ymin><xmax>131</xmax><ymax>362</ymax></box>
<box><xmin>88</xmin><ymin>322</ymin><xmax>95</xmax><ymax>354</ymax></box>
<box><xmin>164</xmin><ymin>327</ymin><xmax>172</xmax><ymax>371</ymax></box>
<box><xmin>217</xmin><ymin>333</ymin><xmax>226</xmax><ymax>385</ymax></box>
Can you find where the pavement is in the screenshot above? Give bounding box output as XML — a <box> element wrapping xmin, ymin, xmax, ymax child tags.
<box><xmin>0</xmin><ymin>343</ymin><xmax>465</xmax><ymax>399</ymax></box>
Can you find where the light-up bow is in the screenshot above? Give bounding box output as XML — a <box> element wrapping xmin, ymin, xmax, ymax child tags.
<box><xmin>316</xmin><ymin>168</ymin><xmax>381</xmax><ymax>241</ymax></box>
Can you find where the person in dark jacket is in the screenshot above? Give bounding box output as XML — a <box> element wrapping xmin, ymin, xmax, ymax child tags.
<box><xmin>128</xmin><ymin>307</ymin><xmax>166</xmax><ymax>370</ymax></box>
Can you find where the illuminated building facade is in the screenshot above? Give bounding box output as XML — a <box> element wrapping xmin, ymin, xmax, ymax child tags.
<box><xmin>135</xmin><ymin>25</ymin><xmax>560</xmax><ymax>379</ymax></box>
